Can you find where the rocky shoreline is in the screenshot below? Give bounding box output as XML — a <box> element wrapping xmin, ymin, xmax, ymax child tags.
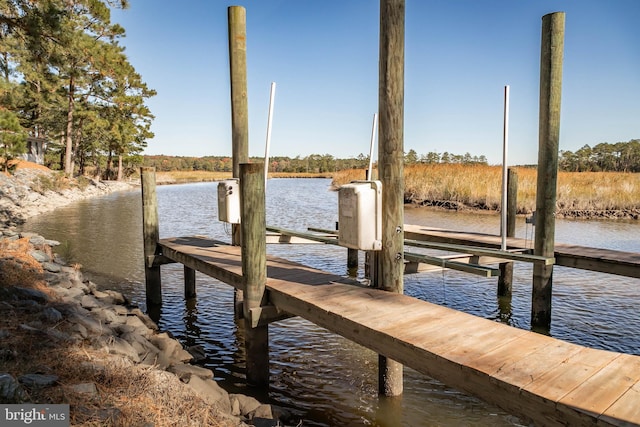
<box><xmin>0</xmin><ymin>167</ymin><xmax>295</xmax><ymax>426</ymax></box>
<box><xmin>406</xmin><ymin>198</ymin><xmax>640</xmax><ymax>220</ymax></box>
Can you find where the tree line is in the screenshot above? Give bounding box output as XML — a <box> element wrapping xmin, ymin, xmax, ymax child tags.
<box><xmin>143</xmin><ymin>149</ymin><xmax>489</xmax><ymax>174</ymax></box>
<box><xmin>0</xmin><ymin>0</ymin><xmax>154</xmax><ymax>179</ymax></box>
<box><xmin>559</xmin><ymin>140</ymin><xmax>640</xmax><ymax>172</ymax></box>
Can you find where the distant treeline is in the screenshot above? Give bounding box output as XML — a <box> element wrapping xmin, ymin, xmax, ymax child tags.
<box><xmin>559</xmin><ymin>140</ymin><xmax>640</xmax><ymax>172</ymax></box>
<box><xmin>143</xmin><ymin>149</ymin><xmax>488</xmax><ymax>173</ymax></box>
<box><xmin>142</xmin><ymin>141</ymin><xmax>639</xmax><ymax>173</ymax></box>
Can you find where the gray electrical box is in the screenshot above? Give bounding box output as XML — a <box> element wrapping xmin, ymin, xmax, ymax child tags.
<box><xmin>217</xmin><ymin>179</ymin><xmax>240</xmax><ymax>224</ymax></box>
<box><xmin>338</xmin><ymin>180</ymin><xmax>382</xmax><ymax>251</ymax></box>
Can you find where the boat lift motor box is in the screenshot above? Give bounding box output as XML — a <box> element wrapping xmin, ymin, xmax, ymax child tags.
<box><xmin>217</xmin><ymin>179</ymin><xmax>241</xmax><ymax>224</ymax></box>
<box><xmin>338</xmin><ymin>180</ymin><xmax>382</xmax><ymax>251</ymax></box>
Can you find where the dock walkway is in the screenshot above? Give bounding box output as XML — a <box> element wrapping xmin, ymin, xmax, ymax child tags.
<box><xmin>158</xmin><ymin>236</ymin><xmax>640</xmax><ymax>426</ymax></box>
<box><xmin>404</xmin><ymin>224</ymin><xmax>640</xmax><ymax>278</ymax></box>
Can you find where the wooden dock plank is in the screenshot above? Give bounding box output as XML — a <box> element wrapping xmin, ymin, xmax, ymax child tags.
<box><xmin>559</xmin><ymin>354</ymin><xmax>640</xmax><ymax>419</ymax></box>
<box><xmin>522</xmin><ymin>347</ymin><xmax>620</xmax><ymax>402</ymax></box>
<box><xmin>600</xmin><ymin>379</ymin><xmax>640</xmax><ymax>426</ymax></box>
<box><xmin>404</xmin><ymin>224</ymin><xmax>640</xmax><ymax>278</ymax></box>
<box><xmin>156</xmin><ymin>236</ymin><xmax>640</xmax><ymax>426</ymax></box>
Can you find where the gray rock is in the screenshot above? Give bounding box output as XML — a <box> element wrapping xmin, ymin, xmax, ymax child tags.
<box><xmin>150</xmin><ymin>333</ymin><xmax>192</xmax><ymax>364</ymax></box>
<box><xmin>113</xmin><ymin>305</ymin><xmax>128</xmax><ymax>316</ymax></box>
<box><xmin>168</xmin><ymin>363</ymin><xmax>214</xmax><ymax>381</ymax></box>
<box><xmin>15</xmin><ymin>286</ymin><xmax>49</xmax><ymax>303</ymax></box>
<box><xmin>42</xmin><ymin>262</ymin><xmax>62</xmax><ymax>273</ymax></box>
<box><xmin>59</xmin><ymin>289</ymin><xmax>85</xmax><ymax>304</ymax></box>
<box><xmin>70</xmin><ymin>382</ymin><xmax>98</xmax><ymax>395</ymax></box>
<box><xmin>0</xmin><ymin>373</ymin><xmax>27</xmax><ymax>403</ymax></box>
<box><xmin>30</xmin><ymin>250</ymin><xmax>51</xmax><ymax>263</ymax></box>
<box><xmin>107</xmin><ymin>337</ymin><xmax>140</xmax><ymax>363</ymax></box>
<box><xmin>44</xmin><ymin>239</ymin><xmax>60</xmax><ymax>247</ymax></box>
<box><xmin>249</xmin><ymin>404</ymin><xmax>274</xmax><ymax>420</ymax></box>
<box><xmin>130</xmin><ymin>308</ymin><xmax>158</xmax><ymax>331</ymax></box>
<box><xmin>117</xmin><ymin>315</ymin><xmax>153</xmax><ymax>338</ymax></box>
<box><xmin>80</xmin><ymin>294</ymin><xmax>102</xmax><ymax>309</ymax></box>
<box><xmin>18</xmin><ymin>373</ymin><xmax>59</xmax><ymax>388</ymax></box>
<box><xmin>186</xmin><ymin>376</ymin><xmax>231</xmax><ymax>414</ymax></box>
<box><xmin>91</xmin><ymin>307</ymin><xmax>123</xmax><ymax>325</ymax></box>
<box><xmin>230</xmin><ymin>393</ymin><xmax>262</xmax><ymax>417</ymax></box>
<box><xmin>70</xmin><ymin>312</ymin><xmax>111</xmax><ymax>336</ymax></box>
<box><xmin>104</xmin><ymin>290</ymin><xmax>127</xmax><ymax>305</ymax></box>
<box><xmin>40</xmin><ymin>306</ymin><xmax>63</xmax><ymax>323</ymax></box>
<box><xmin>68</xmin><ymin>322</ymin><xmax>88</xmax><ymax>339</ymax></box>
<box><xmin>28</xmin><ymin>235</ymin><xmax>46</xmax><ymax>246</ymax></box>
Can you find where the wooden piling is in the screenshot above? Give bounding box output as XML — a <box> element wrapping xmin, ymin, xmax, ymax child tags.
<box><xmin>228</xmin><ymin>5</ymin><xmax>249</xmax><ymax>317</ymax></box>
<box><xmin>141</xmin><ymin>167</ymin><xmax>162</xmax><ymax>307</ymax></box>
<box><xmin>532</xmin><ymin>12</ymin><xmax>565</xmax><ymax>330</ymax></box>
<box><xmin>240</xmin><ymin>162</ymin><xmax>269</xmax><ymax>387</ymax></box>
<box><xmin>498</xmin><ymin>168</ymin><xmax>518</xmax><ymax>297</ymax></box>
<box><xmin>507</xmin><ymin>168</ymin><xmax>518</xmax><ymax>238</ymax></box>
<box><xmin>184</xmin><ymin>266</ymin><xmax>196</xmax><ymax>299</ymax></box>
<box><xmin>378</xmin><ymin>0</ymin><xmax>405</xmax><ymax>397</ymax></box>
<box><xmin>347</xmin><ymin>248</ymin><xmax>358</xmax><ymax>273</ymax></box>
<box><xmin>228</xmin><ymin>6</ymin><xmax>249</xmax><ymax>182</ymax></box>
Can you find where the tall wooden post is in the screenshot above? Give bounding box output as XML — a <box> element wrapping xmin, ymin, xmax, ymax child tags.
<box><xmin>378</xmin><ymin>0</ymin><xmax>405</xmax><ymax>397</ymax></box>
<box><xmin>141</xmin><ymin>167</ymin><xmax>162</xmax><ymax>307</ymax></box>
<box><xmin>498</xmin><ymin>168</ymin><xmax>518</xmax><ymax>297</ymax></box>
<box><xmin>506</xmin><ymin>168</ymin><xmax>518</xmax><ymax>238</ymax></box>
<box><xmin>228</xmin><ymin>6</ymin><xmax>249</xmax><ymax>182</ymax></box>
<box><xmin>229</xmin><ymin>6</ymin><xmax>249</xmax><ymax>317</ymax></box>
<box><xmin>240</xmin><ymin>163</ymin><xmax>269</xmax><ymax>387</ymax></box>
<box><xmin>532</xmin><ymin>12</ymin><xmax>564</xmax><ymax>330</ymax></box>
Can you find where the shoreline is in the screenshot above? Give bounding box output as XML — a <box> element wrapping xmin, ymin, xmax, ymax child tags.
<box><xmin>405</xmin><ymin>198</ymin><xmax>640</xmax><ymax>221</ymax></box>
<box><xmin>0</xmin><ymin>166</ymin><xmax>295</xmax><ymax>426</ymax></box>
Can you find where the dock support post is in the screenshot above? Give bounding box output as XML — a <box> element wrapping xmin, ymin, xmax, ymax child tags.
<box><xmin>378</xmin><ymin>0</ymin><xmax>405</xmax><ymax>397</ymax></box>
<box><xmin>240</xmin><ymin>163</ymin><xmax>269</xmax><ymax>387</ymax></box>
<box><xmin>498</xmin><ymin>168</ymin><xmax>518</xmax><ymax>297</ymax></box>
<box><xmin>347</xmin><ymin>248</ymin><xmax>358</xmax><ymax>273</ymax></box>
<box><xmin>532</xmin><ymin>12</ymin><xmax>564</xmax><ymax>331</ymax></box>
<box><xmin>141</xmin><ymin>167</ymin><xmax>162</xmax><ymax>308</ymax></box>
<box><xmin>184</xmin><ymin>266</ymin><xmax>196</xmax><ymax>299</ymax></box>
<box><xmin>228</xmin><ymin>5</ymin><xmax>250</xmax><ymax>319</ymax></box>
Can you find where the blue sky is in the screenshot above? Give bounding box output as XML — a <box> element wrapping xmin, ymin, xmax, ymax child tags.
<box><xmin>111</xmin><ymin>1</ymin><xmax>639</xmax><ymax>166</ymax></box>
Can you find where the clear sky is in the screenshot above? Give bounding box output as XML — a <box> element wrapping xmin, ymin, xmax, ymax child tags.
<box><xmin>110</xmin><ymin>1</ymin><xmax>639</xmax><ymax>166</ymax></box>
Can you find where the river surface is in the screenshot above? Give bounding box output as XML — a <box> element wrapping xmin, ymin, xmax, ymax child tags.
<box><xmin>22</xmin><ymin>178</ymin><xmax>640</xmax><ymax>426</ymax></box>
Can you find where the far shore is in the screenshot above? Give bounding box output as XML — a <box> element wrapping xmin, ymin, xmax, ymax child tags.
<box><xmin>148</xmin><ymin>167</ymin><xmax>639</xmax><ymax>221</ymax></box>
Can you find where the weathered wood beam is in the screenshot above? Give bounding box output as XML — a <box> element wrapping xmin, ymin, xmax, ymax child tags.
<box><xmin>404</xmin><ymin>252</ymin><xmax>500</xmax><ymax>277</ymax></box>
<box><xmin>405</xmin><ymin>239</ymin><xmax>554</xmax><ymax>265</ymax></box>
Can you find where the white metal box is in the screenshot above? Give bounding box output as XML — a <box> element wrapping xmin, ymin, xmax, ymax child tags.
<box><xmin>217</xmin><ymin>179</ymin><xmax>241</xmax><ymax>224</ymax></box>
<box><xmin>338</xmin><ymin>180</ymin><xmax>382</xmax><ymax>251</ymax></box>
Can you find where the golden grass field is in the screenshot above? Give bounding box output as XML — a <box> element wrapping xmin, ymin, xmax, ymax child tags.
<box><xmin>332</xmin><ymin>164</ymin><xmax>640</xmax><ymax>215</ymax></box>
<box><xmin>149</xmin><ymin>165</ymin><xmax>638</xmax><ymax>217</ymax></box>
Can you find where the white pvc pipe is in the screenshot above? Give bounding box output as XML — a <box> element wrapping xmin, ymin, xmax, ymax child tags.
<box><xmin>501</xmin><ymin>85</ymin><xmax>510</xmax><ymax>251</ymax></box>
<box><xmin>367</xmin><ymin>113</ymin><xmax>378</xmax><ymax>181</ymax></box>
<box><xmin>264</xmin><ymin>82</ymin><xmax>276</xmax><ymax>188</ymax></box>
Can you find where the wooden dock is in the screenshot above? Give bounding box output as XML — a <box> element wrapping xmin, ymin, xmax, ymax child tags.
<box><xmin>157</xmin><ymin>236</ymin><xmax>640</xmax><ymax>427</ymax></box>
<box><xmin>404</xmin><ymin>224</ymin><xmax>640</xmax><ymax>279</ymax></box>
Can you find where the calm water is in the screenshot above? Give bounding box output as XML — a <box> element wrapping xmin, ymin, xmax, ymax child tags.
<box><xmin>22</xmin><ymin>179</ymin><xmax>640</xmax><ymax>426</ymax></box>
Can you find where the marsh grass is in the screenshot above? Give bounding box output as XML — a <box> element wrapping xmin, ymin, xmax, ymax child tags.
<box><xmin>332</xmin><ymin>164</ymin><xmax>640</xmax><ymax>215</ymax></box>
